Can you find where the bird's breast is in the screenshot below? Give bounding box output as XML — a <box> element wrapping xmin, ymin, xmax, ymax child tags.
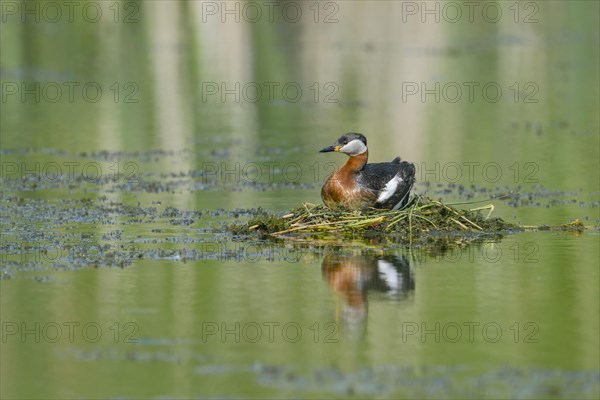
<box><xmin>321</xmin><ymin>170</ymin><xmax>376</xmax><ymax>209</ymax></box>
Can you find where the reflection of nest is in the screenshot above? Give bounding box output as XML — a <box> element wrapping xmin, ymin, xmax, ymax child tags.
<box><xmin>322</xmin><ymin>253</ymin><xmax>415</xmax><ymax>323</ymax></box>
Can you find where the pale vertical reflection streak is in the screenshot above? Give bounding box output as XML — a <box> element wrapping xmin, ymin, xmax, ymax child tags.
<box><xmin>191</xmin><ymin>0</ymin><xmax>258</xmax><ymax>136</ymax></box>
<box><xmin>94</xmin><ymin>1</ymin><xmax>125</xmax><ymax>320</ymax></box>
<box><xmin>499</xmin><ymin>5</ymin><xmax>570</xmax><ymax>369</ymax></box>
<box><xmin>148</xmin><ymin>1</ymin><xmax>193</xmax><ymax>211</ymax></box>
<box><xmin>147</xmin><ymin>3</ymin><xmax>193</xmax><ymax>395</ymax></box>
<box><xmin>497</xmin><ymin>4</ymin><xmax>549</xmax><ymax>152</ymax></box>
<box><xmin>96</xmin><ymin>0</ymin><xmax>121</xmax><ymax>151</ymax></box>
<box><xmin>386</xmin><ymin>1</ymin><xmax>442</xmax><ymax>163</ymax></box>
<box><xmin>298</xmin><ymin>1</ymin><xmax>435</xmax><ymax>164</ymax></box>
<box><xmin>188</xmin><ymin>2</ymin><xmax>260</xmax><ymax>331</ymax></box>
<box><xmin>191</xmin><ymin>1</ymin><xmax>258</xmax><ymax>208</ymax></box>
<box><xmin>148</xmin><ymin>2</ymin><xmax>187</xmax><ymax>151</ymax></box>
<box><xmin>95</xmin><ymin>2</ymin><xmax>126</xmax><ymax>273</ymax></box>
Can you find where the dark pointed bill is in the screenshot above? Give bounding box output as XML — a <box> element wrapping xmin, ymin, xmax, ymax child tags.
<box><xmin>319</xmin><ymin>145</ymin><xmax>337</xmax><ymax>153</ymax></box>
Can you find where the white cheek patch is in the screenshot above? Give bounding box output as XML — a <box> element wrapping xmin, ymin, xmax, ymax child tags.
<box><xmin>376</xmin><ymin>174</ymin><xmax>403</xmax><ymax>203</ymax></box>
<box><xmin>340</xmin><ymin>139</ymin><xmax>367</xmax><ymax>156</ymax></box>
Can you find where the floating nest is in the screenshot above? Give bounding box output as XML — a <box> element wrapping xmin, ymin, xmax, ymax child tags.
<box><xmin>229</xmin><ymin>196</ymin><xmax>507</xmax><ymax>242</ymax></box>
<box><xmin>228</xmin><ymin>195</ymin><xmax>585</xmax><ymax>243</ymax></box>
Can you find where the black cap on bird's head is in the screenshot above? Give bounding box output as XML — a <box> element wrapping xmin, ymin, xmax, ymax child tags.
<box><xmin>319</xmin><ymin>133</ymin><xmax>368</xmax><ymax>156</ymax></box>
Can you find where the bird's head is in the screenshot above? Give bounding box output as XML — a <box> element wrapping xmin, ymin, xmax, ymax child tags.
<box><xmin>319</xmin><ymin>133</ymin><xmax>368</xmax><ymax>156</ymax></box>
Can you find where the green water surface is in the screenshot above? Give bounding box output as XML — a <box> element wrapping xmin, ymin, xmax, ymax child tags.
<box><xmin>1</xmin><ymin>1</ymin><xmax>599</xmax><ymax>398</ymax></box>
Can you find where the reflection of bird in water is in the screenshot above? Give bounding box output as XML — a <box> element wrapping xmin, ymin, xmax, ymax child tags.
<box><xmin>321</xmin><ymin>253</ymin><xmax>414</xmax><ymax>324</ymax></box>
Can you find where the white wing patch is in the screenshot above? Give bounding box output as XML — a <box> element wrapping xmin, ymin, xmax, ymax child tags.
<box><xmin>377</xmin><ymin>260</ymin><xmax>402</xmax><ymax>292</ymax></box>
<box><xmin>376</xmin><ymin>174</ymin><xmax>403</xmax><ymax>203</ymax></box>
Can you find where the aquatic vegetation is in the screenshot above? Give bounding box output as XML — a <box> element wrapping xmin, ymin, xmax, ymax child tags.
<box><xmin>229</xmin><ymin>196</ymin><xmax>519</xmax><ymax>242</ymax></box>
<box><xmin>230</xmin><ymin>195</ymin><xmax>587</xmax><ymax>243</ymax></box>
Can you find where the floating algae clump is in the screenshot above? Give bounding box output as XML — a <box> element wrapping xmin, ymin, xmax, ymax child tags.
<box><xmin>228</xmin><ymin>208</ymin><xmax>290</xmax><ymax>235</ymax></box>
<box><xmin>229</xmin><ymin>196</ymin><xmax>521</xmax><ymax>242</ymax></box>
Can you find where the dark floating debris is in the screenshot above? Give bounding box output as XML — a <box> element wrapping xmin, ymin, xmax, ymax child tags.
<box><xmin>228</xmin><ymin>195</ymin><xmax>588</xmax><ymax>242</ymax></box>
